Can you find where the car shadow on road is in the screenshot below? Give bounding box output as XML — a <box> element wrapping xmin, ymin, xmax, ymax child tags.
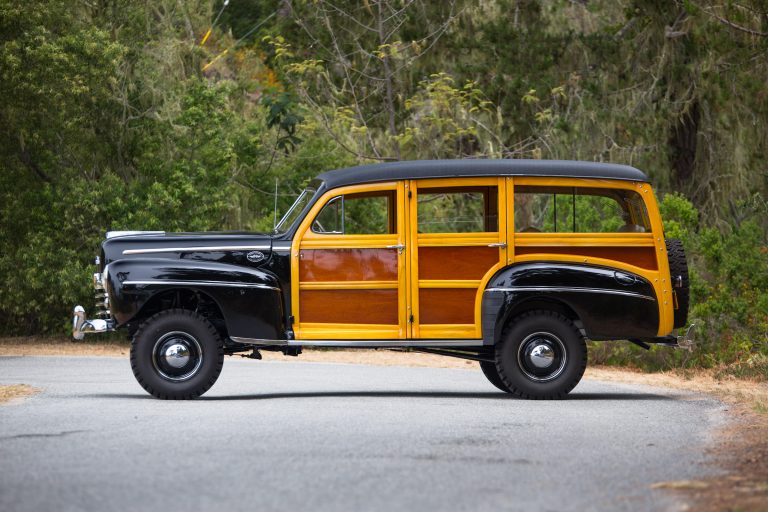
<box><xmin>88</xmin><ymin>390</ymin><xmax>676</xmax><ymax>401</ymax></box>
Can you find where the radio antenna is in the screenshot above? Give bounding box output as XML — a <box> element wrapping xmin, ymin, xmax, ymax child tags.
<box><xmin>273</xmin><ymin>178</ymin><xmax>279</xmax><ymax>230</ymax></box>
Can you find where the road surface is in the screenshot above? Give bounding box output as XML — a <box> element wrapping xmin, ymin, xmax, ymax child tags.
<box><xmin>0</xmin><ymin>356</ymin><xmax>725</xmax><ymax>511</ymax></box>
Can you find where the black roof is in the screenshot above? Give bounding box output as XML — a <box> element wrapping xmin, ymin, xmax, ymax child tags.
<box><xmin>315</xmin><ymin>159</ymin><xmax>649</xmax><ymax>189</ymax></box>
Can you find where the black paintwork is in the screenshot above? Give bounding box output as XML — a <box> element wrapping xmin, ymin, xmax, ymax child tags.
<box><xmin>316</xmin><ymin>159</ymin><xmax>649</xmax><ymax>189</ymax></box>
<box><xmin>482</xmin><ymin>262</ymin><xmax>659</xmax><ymax>344</ymax></box>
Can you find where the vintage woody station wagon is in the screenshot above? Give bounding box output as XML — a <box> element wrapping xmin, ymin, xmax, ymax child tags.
<box><xmin>73</xmin><ymin>159</ymin><xmax>692</xmax><ymax>399</ymax></box>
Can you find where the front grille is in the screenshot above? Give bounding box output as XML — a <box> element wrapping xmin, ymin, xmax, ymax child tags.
<box><xmin>93</xmin><ymin>269</ymin><xmax>111</xmax><ymax>318</ymax></box>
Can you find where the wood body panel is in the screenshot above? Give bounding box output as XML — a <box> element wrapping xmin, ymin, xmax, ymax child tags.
<box><xmin>418</xmin><ymin>288</ymin><xmax>477</xmax><ymax>324</ymax></box>
<box><xmin>299</xmin><ymin>248</ymin><xmax>398</xmax><ymax>282</ymax></box>
<box><xmin>299</xmin><ymin>289</ymin><xmax>398</xmax><ymax>324</ymax></box>
<box><xmin>514</xmin><ymin>246</ymin><xmax>658</xmax><ymax>270</ymax></box>
<box><xmin>418</xmin><ymin>246</ymin><xmax>501</xmax><ymax>280</ymax></box>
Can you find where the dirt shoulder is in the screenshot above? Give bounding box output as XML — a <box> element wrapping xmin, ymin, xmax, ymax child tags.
<box><xmin>1</xmin><ymin>337</ymin><xmax>766</xmax><ymax>510</ymax></box>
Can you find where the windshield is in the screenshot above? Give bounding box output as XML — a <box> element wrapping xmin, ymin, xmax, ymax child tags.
<box><xmin>274</xmin><ymin>186</ymin><xmax>317</xmax><ymax>234</ymax></box>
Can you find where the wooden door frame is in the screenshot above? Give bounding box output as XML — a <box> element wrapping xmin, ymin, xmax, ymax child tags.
<box><xmin>406</xmin><ymin>177</ymin><xmax>507</xmax><ymax>339</ymax></box>
<box><xmin>290</xmin><ymin>181</ymin><xmax>408</xmax><ymax>339</ymax></box>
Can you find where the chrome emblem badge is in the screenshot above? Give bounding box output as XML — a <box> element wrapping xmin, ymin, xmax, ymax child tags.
<box><xmin>246</xmin><ymin>251</ymin><xmax>266</xmax><ymax>263</ymax></box>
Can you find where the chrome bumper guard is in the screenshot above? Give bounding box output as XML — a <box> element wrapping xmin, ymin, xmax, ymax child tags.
<box><xmin>655</xmin><ymin>323</ymin><xmax>696</xmax><ymax>351</ymax></box>
<box><xmin>72</xmin><ymin>306</ymin><xmax>115</xmax><ymax>340</ymax></box>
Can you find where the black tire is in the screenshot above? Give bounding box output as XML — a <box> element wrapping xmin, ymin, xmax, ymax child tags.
<box><xmin>666</xmin><ymin>238</ymin><xmax>689</xmax><ymax>328</ymax></box>
<box><xmin>495</xmin><ymin>311</ymin><xmax>587</xmax><ymax>399</ymax></box>
<box><xmin>479</xmin><ymin>361</ymin><xmax>511</xmax><ymax>393</ymax></box>
<box><xmin>130</xmin><ymin>309</ymin><xmax>224</xmax><ymax>399</ymax></box>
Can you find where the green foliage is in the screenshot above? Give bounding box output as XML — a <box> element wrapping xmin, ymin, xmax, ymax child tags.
<box><xmin>0</xmin><ymin>0</ymin><xmax>766</xmax><ymax>383</ymax></box>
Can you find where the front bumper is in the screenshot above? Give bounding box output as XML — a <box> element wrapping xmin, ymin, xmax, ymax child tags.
<box><xmin>72</xmin><ymin>306</ymin><xmax>115</xmax><ymax>340</ymax></box>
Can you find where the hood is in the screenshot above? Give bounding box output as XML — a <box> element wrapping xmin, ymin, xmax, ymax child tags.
<box><xmin>100</xmin><ymin>231</ymin><xmax>275</xmax><ymax>268</ymax></box>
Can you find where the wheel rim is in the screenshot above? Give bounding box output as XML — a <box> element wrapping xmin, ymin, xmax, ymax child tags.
<box><xmin>151</xmin><ymin>331</ymin><xmax>203</xmax><ymax>382</ymax></box>
<box><xmin>516</xmin><ymin>332</ymin><xmax>567</xmax><ymax>382</ymax></box>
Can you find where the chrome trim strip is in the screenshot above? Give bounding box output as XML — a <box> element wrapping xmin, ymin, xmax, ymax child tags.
<box><xmin>484</xmin><ymin>286</ymin><xmax>655</xmax><ymax>301</ymax></box>
<box><xmin>123</xmin><ymin>245</ymin><xmax>271</xmax><ymax>255</ymax></box>
<box><xmin>271</xmin><ymin>242</ymin><xmax>292</xmax><ymax>252</ymax></box>
<box><xmin>107</xmin><ymin>230</ymin><xmax>165</xmax><ymax>239</ymax></box>
<box><xmin>230</xmin><ymin>337</ymin><xmax>483</xmax><ymax>347</ymax></box>
<box><xmin>122</xmin><ymin>280</ymin><xmax>280</xmax><ymax>291</ymax></box>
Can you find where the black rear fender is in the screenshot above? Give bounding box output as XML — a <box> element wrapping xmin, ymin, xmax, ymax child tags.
<box><xmin>482</xmin><ymin>262</ymin><xmax>659</xmax><ymax>344</ymax></box>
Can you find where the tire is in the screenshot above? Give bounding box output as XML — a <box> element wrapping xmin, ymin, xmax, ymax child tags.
<box><xmin>666</xmin><ymin>238</ymin><xmax>689</xmax><ymax>328</ymax></box>
<box><xmin>130</xmin><ymin>309</ymin><xmax>224</xmax><ymax>399</ymax></box>
<box><xmin>495</xmin><ymin>311</ymin><xmax>587</xmax><ymax>399</ymax></box>
<box><xmin>479</xmin><ymin>361</ymin><xmax>511</xmax><ymax>393</ymax></box>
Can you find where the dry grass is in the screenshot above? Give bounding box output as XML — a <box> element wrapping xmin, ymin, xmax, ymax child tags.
<box><xmin>0</xmin><ymin>384</ymin><xmax>39</xmax><ymax>405</ymax></box>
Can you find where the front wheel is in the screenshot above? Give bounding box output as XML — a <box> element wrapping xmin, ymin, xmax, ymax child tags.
<box><xmin>495</xmin><ymin>311</ymin><xmax>587</xmax><ymax>399</ymax></box>
<box><xmin>130</xmin><ymin>309</ymin><xmax>224</xmax><ymax>399</ymax></box>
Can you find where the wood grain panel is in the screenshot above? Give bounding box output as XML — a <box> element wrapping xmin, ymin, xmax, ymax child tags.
<box><xmin>300</xmin><ymin>289</ymin><xmax>398</xmax><ymax>324</ymax></box>
<box><xmin>514</xmin><ymin>246</ymin><xmax>658</xmax><ymax>270</ymax></box>
<box><xmin>299</xmin><ymin>248</ymin><xmax>398</xmax><ymax>282</ymax></box>
<box><xmin>418</xmin><ymin>288</ymin><xmax>476</xmax><ymax>324</ymax></box>
<box><xmin>418</xmin><ymin>246</ymin><xmax>499</xmax><ymax>280</ymax></box>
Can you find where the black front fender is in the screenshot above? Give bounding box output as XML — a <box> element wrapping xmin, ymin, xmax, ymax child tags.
<box><xmin>104</xmin><ymin>258</ymin><xmax>285</xmax><ymax>340</ymax></box>
<box><xmin>482</xmin><ymin>262</ymin><xmax>659</xmax><ymax>344</ymax></box>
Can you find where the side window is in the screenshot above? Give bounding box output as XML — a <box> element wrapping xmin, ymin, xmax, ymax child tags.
<box><xmin>514</xmin><ymin>186</ymin><xmax>651</xmax><ymax>233</ymax></box>
<box><xmin>312</xmin><ymin>191</ymin><xmax>396</xmax><ymax>235</ymax></box>
<box><xmin>417</xmin><ymin>186</ymin><xmax>498</xmax><ymax>233</ymax></box>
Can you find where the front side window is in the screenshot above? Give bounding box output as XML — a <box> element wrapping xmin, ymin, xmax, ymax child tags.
<box><xmin>312</xmin><ymin>191</ymin><xmax>396</xmax><ymax>235</ymax></box>
<box><xmin>417</xmin><ymin>186</ymin><xmax>498</xmax><ymax>233</ymax></box>
<box><xmin>514</xmin><ymin>186</ymin><xmax>651</xmax><ymax>233</ymax></box>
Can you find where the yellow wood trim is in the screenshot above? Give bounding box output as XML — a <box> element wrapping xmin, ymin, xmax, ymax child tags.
<box><xmin>416</xmin><ymin>232</ymin><xmax>499</xmax><ymax>246</ymax></box>
<box><xmin>418</xmin><ymin>280</ymin><xmax>481</xmax><ymax>289</ymax></box>
<box><xmin>514</xmin><ymin>233</ymin><xmax>655</xmax><ymax>247</ymax></box>
<box><xmin>299</xmin><ymin>280</ymin><xmax>398</xmax><ymax>290</ymax></box>
<box><xmin>412</xmin><ymin>176</ymin><xmax>499</xmax><ymax>188</ymax></box>
<box><xmin>513</xmin><ymin>177</ymin><xmax>648</xmax><ymax>189</ymax></box>
<box><xmin>417</xmin><ymin>324</ymin><xmax>477</xmax><ymax>339</ymax></box>
<box><xmin>506</xmin><ymin>177</ymin><xmax>515</xmax><ymax>265</ymax></box>
<box><xmin>403</xmin><ymin>180</ymin><xmax>414</xmax><ymax>338</ymax></box>
<box><xmin>407</xmin><ymin>179</ymin><xmax>420</xmax><ymax>338</ymax></box>
<box><xmin>640</xmin><ymin>184</ymin><xmax>674</xmax><ymax>336</ymax></box>
<box><xmin>292</xmin><ymin>181</ymin><xmax>403</xmax><ymax>338</ymax></box>
<box><xmin>299</xmin><ymin>235</ymin><xmax>398</xmax><ymax>248</ymax></box>
<box><xmin>298</xmin><ymin>323</ymin><xmax>400</xmax><ymax>339</ymax></box>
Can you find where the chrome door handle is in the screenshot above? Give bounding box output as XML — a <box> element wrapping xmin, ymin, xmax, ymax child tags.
<box><xmin>488</xmin><ymin>242</ymin><xmax>507</xmax><ymax>248</ymax></box>
<box><xmin>386</xmin><ymin>244</ymin><xmax>405</xmax><ymax>254</ymax></box>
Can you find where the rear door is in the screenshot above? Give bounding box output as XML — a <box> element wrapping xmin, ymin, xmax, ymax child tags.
<box><xmin>407</xmin><ymin>178</ymin><xmax>507</xmax><ymax>339</ymax></box>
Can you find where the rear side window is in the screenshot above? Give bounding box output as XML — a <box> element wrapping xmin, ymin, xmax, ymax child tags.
<box><xmin>514</xmin><ymin>186</ymin><xmax>651</xmax><ymax>233</ymax></box>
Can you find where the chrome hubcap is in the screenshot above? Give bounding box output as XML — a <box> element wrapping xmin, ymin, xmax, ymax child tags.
<box><xmin>163</xmin><ymin>344</ymin><xmax>190</xmax><ymax>368</ymax></box>
<box><xmin>152</xmin><ymin>332</ymin><xmax>203</xmax><ymax>382</ymax></box>
<box><xmin>517</xmin><ymin>332</ymin><xmax>567</xmax><ymax>382</ymax></box>
<box><xmin>528</xmin><ymin>344</ymin><xmax>555</xmax><ymax>369</ymax></box>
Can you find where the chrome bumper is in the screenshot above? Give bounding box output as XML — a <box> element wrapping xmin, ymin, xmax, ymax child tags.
<box><xmin>72</xmin><ymin>306</ymin><xmax>115</xmax><ymax>340</ymax></box>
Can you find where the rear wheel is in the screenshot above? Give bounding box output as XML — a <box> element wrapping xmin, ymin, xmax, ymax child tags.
<box><xmin>130</xmin><ymin>309</ymin><xmax>224</xmax><ymax>399</ymax></box>
<box><xmin>495</xmin><ymin>311</ymin><xmax>587</xmax><ymax>399</ymax></box>
<box><xmin>479</xmin><ymin>361</ymin><xmax>510</xmax><ymax>393</ymax></box>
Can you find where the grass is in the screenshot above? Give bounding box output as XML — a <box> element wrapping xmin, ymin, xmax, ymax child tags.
<box><xmin>0</xmin><ymin>384</ymin><xmax>39</xmax><ymax>404</ymax></box>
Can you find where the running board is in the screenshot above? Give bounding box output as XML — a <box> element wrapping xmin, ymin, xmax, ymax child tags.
<box><xmin>230</xmin><ymin>337</ymin><xmax>484</xmax><ymax>348</ymax></box>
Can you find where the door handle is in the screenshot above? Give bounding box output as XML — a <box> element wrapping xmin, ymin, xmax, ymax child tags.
<box><xmin>487</xmin><ymin>242</ymin><xmax>507</xmax><ymax>248</ymax></box>
<box><xmin>386</xmin><ymin>244</ymin><xmax>405</xmax><ymax>254</ymax></box>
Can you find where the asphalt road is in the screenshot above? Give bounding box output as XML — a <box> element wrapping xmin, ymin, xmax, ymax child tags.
<box><xmin>0</xmin><ymin>356</ymin><xmax>725</xmax><ymax>512</ymax></box>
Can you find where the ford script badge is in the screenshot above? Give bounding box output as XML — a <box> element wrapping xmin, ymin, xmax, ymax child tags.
<box><xmin>247</xmin><ymin>251</ymin><xmax>266</xmax><ymax>263</ymax></box>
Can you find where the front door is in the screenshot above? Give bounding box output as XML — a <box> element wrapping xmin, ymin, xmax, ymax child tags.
<box><xmin>291</xmin><ymin>182</ymin><xmax>408</xmax><ymax>339</ymax></box>
<box><xmin>407</xmin><ymin>178</ymin><xmax>507</xmax><ymax>339</ymax></box>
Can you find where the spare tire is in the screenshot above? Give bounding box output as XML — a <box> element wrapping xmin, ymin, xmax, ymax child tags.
<box><xmin>666</xmin><ymin>238</ymin><xmax>689</xmax><ymax>328</ymax></box>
